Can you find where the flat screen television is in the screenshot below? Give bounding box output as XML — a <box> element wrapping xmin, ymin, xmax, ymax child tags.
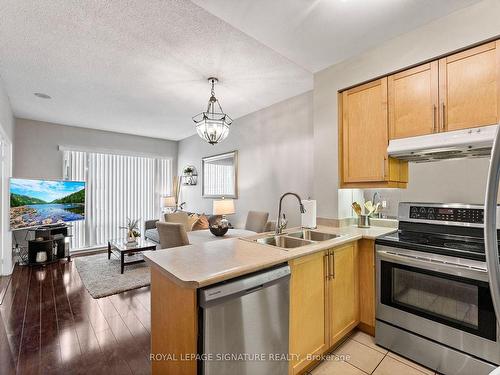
<box><xmin>10</xmin><ymin>178</ymin><xmax>86</xmax><ymax>230</ymax></box>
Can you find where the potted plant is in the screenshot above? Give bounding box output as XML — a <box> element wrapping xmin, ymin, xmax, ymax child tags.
<box><xmin>183</xmin><ymin>166</ymin><xmax>194</xmax><ymax>176</ymax></box>
<box><xmin>120</xmin><ymin>218</ymin><xmax>141</xmax><ymax>244</ymax></box>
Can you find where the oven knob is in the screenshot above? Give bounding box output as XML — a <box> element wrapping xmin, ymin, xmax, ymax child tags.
<box><xmin>410</xmin><ymin>207</ymin><xmax>418</xmax><ymax>217</ymax></box>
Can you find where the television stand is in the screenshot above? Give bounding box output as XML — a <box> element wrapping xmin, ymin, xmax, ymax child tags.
<box><xmin>26</xmin><ymin>224</ymin><xmax>72</xmax><ymax>266</ymax></box>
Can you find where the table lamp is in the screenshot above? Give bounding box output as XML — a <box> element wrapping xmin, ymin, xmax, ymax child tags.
<box><xmin>213</xmin><ymin>198</ymin><xmax>235</xmax><ymax>228</ymax></box>
<box><xmin>161</xmin><ymin>196</ymin><xmax>177</xmax><ymax>213</ymax></box>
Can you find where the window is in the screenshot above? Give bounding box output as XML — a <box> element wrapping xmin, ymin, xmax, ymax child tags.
<box><xmin>63</xmin><ymin>150</ymin><xmax>172</xmax><ymax>250</ymax></box>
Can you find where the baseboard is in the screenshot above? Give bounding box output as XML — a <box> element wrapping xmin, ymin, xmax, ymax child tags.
<box><xmin>357</xmin><ymin>322</ymin><xmax>375</xmax><ymax>336</ymax></box>
<box><xmin>71</xmin><ymin>247</ymin><xmax>107</xmax><ymax>257</ymax></box>
<box><xmin>1</xmin><ymin>262</ymin><xmax>15</xmax><ymax>277</ymax></box>
<box><xmin>0</xmin><ymin>274</ymin><xmax>12</xmax><ymax>304</ymax></box>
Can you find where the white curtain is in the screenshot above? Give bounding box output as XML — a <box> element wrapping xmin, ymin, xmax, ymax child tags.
<box><xmin>63</xmin><ymin>150</ymin><xmax>172</xmax><ymax>250</ymax></box>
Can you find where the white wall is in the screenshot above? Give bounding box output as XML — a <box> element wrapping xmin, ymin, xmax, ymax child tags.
<box><xmin>313</xmin><ymin>0</ymin><xmax>500</xmax><ymax>219</ymax></box>
<box><xmin>0</xmin><ymin>77</ymin><xmax>14</xmax><ymax>275</ymax></box>
<box><xmin>178</xmin><ymin>91</ymin><xmax>314</xmax><ymax>228</ymax></box>
<box><xmin>14</xmin><ymin>118</ymin><xmax>178</xmax><ymax>179</ymax></box>
<box><xmin>0</xmin><ymin>79</ymin><xmax>14</xmax><ymax>142</ymax></box>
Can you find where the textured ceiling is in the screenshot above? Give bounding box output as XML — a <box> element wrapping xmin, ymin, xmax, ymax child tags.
<box><xmin>0</xmin><ymin>0</ymin><xmax>484</xmax><ymax>140</ymax></box>
<box><xmin>0</xmin><ymin>0</ymin><xmax>312</xmax><ymax>140</ymax></box>
<box><xmin>192</xmin><ymin>0</ymin><xmax>484</xmax><ymax>72</ymax></box>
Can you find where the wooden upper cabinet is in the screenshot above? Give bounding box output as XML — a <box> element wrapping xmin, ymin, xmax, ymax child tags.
<box><xmin>340</xmin><ymin>39</ymin><xmax>500</xmax><ymax>188</ymax></box>
<box><xmin>358</xmin><ymin>239</ymin><xmax>376</xmax><ymax>335</ymax></box>
<box><xmin>389</xmin><ymin>62</ymin><xmax>439</xmax><ymax>139</ymax></box>
<box><xmin>439</xmin><ymin>40</ymin><xmax>500</xmax><ymax>131</ymax></box>
<box><xmin>342</xmin><ymin>78</ymin><xmax>389</xmax><ymax>183</ymax></box>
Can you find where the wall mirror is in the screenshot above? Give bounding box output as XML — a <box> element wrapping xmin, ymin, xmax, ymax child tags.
<box><xmin>202</xmin><ymin>151</ymin><xmax>238</xmax><ymax>198</ymax></box>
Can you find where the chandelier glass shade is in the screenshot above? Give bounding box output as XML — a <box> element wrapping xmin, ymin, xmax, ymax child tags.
<box><xmin>192</xmin><ymin>78</ymin><xmax>232</xmax><ymax>145</ymax></box>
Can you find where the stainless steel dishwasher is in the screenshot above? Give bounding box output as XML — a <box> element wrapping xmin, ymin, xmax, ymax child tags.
<box><xmin>199</xmin><ymin>264</ymin><xmax>291</xmax><ymax>375</ymax></box>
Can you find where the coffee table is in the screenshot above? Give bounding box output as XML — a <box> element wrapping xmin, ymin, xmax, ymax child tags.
<box><xmin>108</xmin><ymin>238</ymin><xmax>157</xmax><ymax>274</ymax></box>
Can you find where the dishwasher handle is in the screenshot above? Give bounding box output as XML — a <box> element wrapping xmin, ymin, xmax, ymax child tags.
<box><xmin>199</xmin><ymin>264</ymin><xmax>291</xmax><ymax>307</ymax></box>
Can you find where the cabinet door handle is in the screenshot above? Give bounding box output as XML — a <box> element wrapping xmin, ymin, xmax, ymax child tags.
<box><xmin>432</xmin><ymin>105</ymin><xmax>437</xmax><ymax>133</ymax></box>
<box><xmin>382</xmin><ymin>157</ymin><xmax>387</xmax><ymax>180</ymax></box>
<box><xmin>324</xmin><ymin>253</ymin><xmax>330</xmax><ymax>280</ymax></box>
<box><xmin>441</xmin><ymin>103</ymin><xmax>446</xmax><ymax>131</ymax></box>
<box><xmin>329</xmin><ymin>252</ymin><xmax>335</xmax><ymax>279</ymax></box>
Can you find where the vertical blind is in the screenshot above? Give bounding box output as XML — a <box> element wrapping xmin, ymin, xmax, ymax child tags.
<box><xmin>63</xmin><ymin>150</ymin><xmax>172</xmax><ymax>250</ymax></box>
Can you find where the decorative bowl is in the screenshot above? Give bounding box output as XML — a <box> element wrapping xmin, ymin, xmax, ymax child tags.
<box><xmin>209</xmin><ymin>225</ymin><xmax>228</xmax><ymax>237</ymax></box>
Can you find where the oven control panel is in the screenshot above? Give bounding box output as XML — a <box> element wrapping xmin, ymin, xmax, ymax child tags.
<box><xmin>409</xmin><ymin>206</ymin><xmax>484</xmax><ymax>223</ymax></box>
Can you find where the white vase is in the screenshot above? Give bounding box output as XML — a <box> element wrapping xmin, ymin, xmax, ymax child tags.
<box><xmin>127</xmin><ymin>232</ymin><xmax>137</xmax><ymax>244</ymax></box>
<box><xmin>36</xmin><ymin>251</ymin><xmax>47</xmax><ymax>263</ymax></box>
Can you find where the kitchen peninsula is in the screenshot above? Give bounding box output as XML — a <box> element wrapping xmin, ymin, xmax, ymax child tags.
<box><xmin>144</xmin><ymin>224</ymin><xmax>396</xmax><ymax>375</ymax></box>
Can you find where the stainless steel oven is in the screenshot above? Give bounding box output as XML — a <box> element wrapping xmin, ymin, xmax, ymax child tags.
<box><xmin>375</xmin><ymin>203</ymin><xmax>500</xmax><ymax>375</ymax></box>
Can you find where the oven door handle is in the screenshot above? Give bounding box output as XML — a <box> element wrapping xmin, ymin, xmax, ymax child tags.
<box><xmin>377</xmin><ymin>250</ymin><xmax>489</xmax><ymax>282</ymax></box>
<box><xmin>484</xmin><ymin>124</ymin><xmax>500</xmax><ymax>325</ymax></box>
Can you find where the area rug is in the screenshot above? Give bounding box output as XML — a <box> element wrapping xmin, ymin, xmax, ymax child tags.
<box><xmin>75</xmin><ymin>253</ymin><xmax>150</xmax><ymax>298</ymax></box>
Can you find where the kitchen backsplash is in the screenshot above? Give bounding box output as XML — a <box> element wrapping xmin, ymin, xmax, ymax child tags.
<box><xmin>361</xmin><ymin>157</ymin><xmax>492</xmax><ymax>218</ymax></box>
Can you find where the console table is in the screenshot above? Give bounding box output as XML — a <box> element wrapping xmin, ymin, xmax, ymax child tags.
<box><xmin>26</xmin><ymin>224</ymin><xmax>72</xmax><ymax>266</ymax></box>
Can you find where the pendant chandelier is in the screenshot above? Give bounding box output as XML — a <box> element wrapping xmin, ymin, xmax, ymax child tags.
<box><xmin>192</xmin><ymin>77</ymin><xmax>232</xmax><ymax>145</ymax></box>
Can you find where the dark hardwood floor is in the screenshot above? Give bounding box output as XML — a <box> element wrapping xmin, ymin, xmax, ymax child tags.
<box><xmin>0</xmin><ymin>260</ymin><xmax>151</xmax><ymax>375</ymax></box>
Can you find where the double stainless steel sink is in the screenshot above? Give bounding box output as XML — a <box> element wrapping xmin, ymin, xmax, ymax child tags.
<box><xmin>254</xmin><ymin>229</ymin><xmax>341</xmax><ymax>249</ymax></box>
<box><xmin>287</xmin><ymin>229</ymin><xmax>340</xmax><ymax>242</ymax></box>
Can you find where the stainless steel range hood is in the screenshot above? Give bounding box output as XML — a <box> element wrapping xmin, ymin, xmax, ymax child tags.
<box><xmin>387</xmin><ymin>125</ymin><xmax>499</xmax><ymax>162</ymax></box>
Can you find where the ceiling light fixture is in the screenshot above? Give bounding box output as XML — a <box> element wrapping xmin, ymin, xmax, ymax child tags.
<box><xmin>34</xmin><ymin>92</ymin><xmax>51</xmax><ymax>99</ymax></box>
<box><xmin>192</xmin><ymin>77</ymin><xmax>232</xmax><ymax>145</ymax></box>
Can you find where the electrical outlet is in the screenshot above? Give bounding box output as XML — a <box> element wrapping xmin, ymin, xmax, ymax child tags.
<box><xmin>382</xmin><ymin>200</ymin><xmax>388</xmax><ymax>208</ymax></box>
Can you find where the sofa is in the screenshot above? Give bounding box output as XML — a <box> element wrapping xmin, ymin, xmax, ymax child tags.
<box><xmin>145</xmin><ymin>211</ymin><xmax>276</xmax><ymax>245</ymax></box>
<box><xmin>144</xmin><ymin>211</ymin><xmax>221</xmax><ymax>244</ymax></box>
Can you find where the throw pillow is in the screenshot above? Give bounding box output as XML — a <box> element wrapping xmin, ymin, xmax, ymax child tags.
<box><xmin>187</xmin><ymin>213</ymin><xmax>200</xmax><ymax>231</ymax></box>
<box><xmin>192</xmin><ymin>215</ymin><xmax>209</xmax><ymax>231</ymax></box>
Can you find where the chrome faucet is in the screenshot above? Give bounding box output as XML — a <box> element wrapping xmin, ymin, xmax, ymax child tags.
<box><xmin>275</xmin><ymin>192</ymin><xmax>306</xmax><ymax>235</ymax></box>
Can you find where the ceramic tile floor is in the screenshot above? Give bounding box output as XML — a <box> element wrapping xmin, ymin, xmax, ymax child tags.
<box><xmin>309</xmin><ymin>330</ymin><xmax>439</xmax><ymax>375</ymax></box>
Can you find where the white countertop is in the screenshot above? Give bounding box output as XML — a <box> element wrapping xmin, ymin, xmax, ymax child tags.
<box><xmin>187</xmin><ymin>228</ymin><xmax>256</xmax><ymax>244</ymax></box>
<box><xmin>143</xmin><ymin>225</ymin><xmax>397</xmax><ymax>289</ymax></box>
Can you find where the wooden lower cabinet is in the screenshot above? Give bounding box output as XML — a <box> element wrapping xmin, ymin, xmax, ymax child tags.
<box><xmin>328</xmin><ymin>243</ymin><xmax>359</xmax><ymax>346</ymax></box>
<box><xmin>151</xmin><ymin>267</ymin><xmax>198</xmax><ymax>375</ymax></box>
<box><xmin>289</xmin><ymin>250</ymin><xmax>329</xmax><ymax>375</ymax></box>
<box><xmin>289</xmin><ymin>242</ymin><xmax>360</xmax><ymax>375</ymax></box>
<box><xmin>358</xmin><ymin>239</ymin><xmax>376</xmax><ymax>335</ymax></box>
